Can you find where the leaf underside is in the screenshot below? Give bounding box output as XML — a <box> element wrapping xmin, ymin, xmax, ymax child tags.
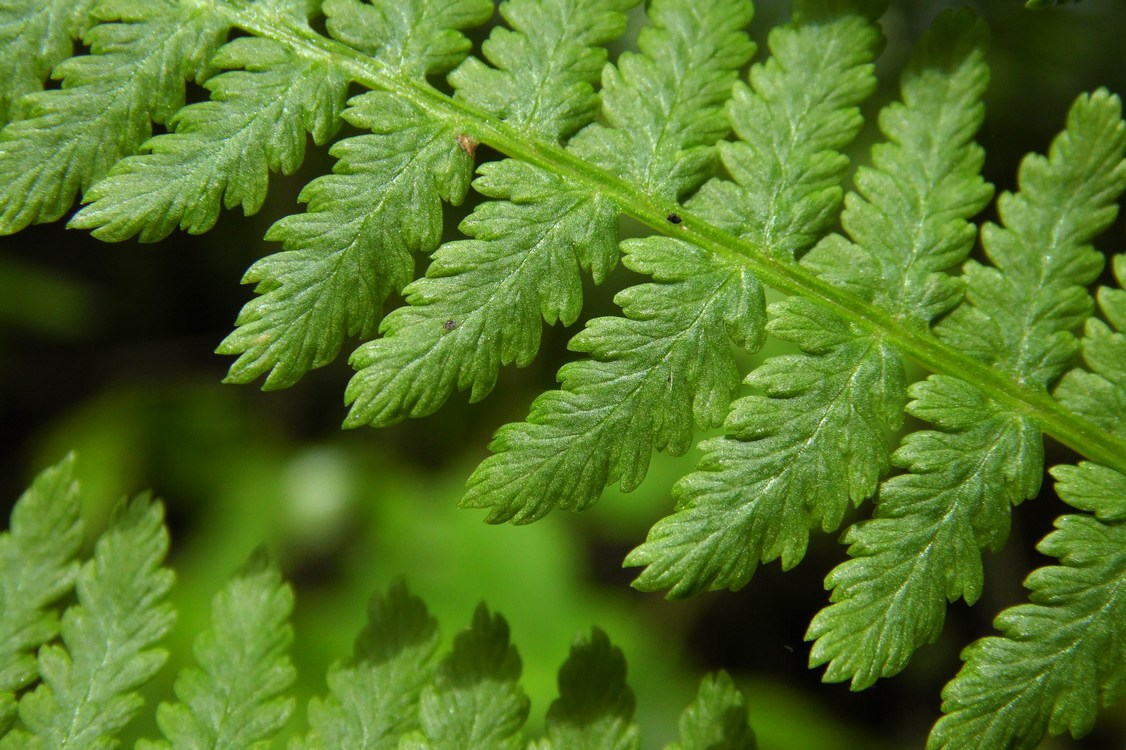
<box><xmin>2</xmin><ymin>1</ymin><xmax>1126</xmax><ymax>748</ymax></box>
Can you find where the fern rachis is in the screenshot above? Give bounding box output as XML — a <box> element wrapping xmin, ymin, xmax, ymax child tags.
<box><xmin>2</xmin><ymin>0</ymin><xmax>1126</xmax><ymax>747</ymax></box>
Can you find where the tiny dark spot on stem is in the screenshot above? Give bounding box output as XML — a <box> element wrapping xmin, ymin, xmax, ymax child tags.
<box><xmin>667</xmin><ymin>212</ymin><xmax>682</xmax><ymax>224</ymax></box>
<box><xmin>443</xmin><ymin>319</ymin><xmax>458</xmax><ymax>332</ymax></box>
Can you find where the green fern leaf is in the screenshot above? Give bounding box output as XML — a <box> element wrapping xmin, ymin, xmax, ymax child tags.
<box><xmin>936</xmin><ymin>90</ymin><xmax>1126</xmax><ymax>385</ymax></box>
<box><xmin>464</xmin><ymin>0</ymin><xmax>880</xmax><ymax>525</ymax></box>
<box><xmin>0</xmin><ymin>0</ymin><xmax>229</xmax><ymax>233</ymax></box>
<box><xmin>322</xmin><ymin>0</ymin><xmax>492</xmax><ymax>78</ymax></box>
<box><xmin>929</xmin><ymin>233</ymin><xmax>1126</xmax><ymax>749</ymax></box>
<box><xmin>688</xmin><ymin>0</ymin><xmax>884</xmax><ymax>255</ymax></box>
<box><xmin>806</xmin><ymin>376</ymin><xmax>1041</xmax><ymax>688</ymax></box>
<box><xmin>464</xmin><ymin>240</ymin><xmax>760</xmax><ymax>523</ymax></box>
<box><xmin>450</xmin><ymin>0</ymin><xmax>634</xmax><ymax>141</ymax></box>
<box><xmin>344</xmin><ymin>160</ymin><xmax>617</xmax><ymax>426</ymax></box>
<box><xmin>630</xmin><ymin>9</ymin><xmax>991</xmax><ymax>597</ymax></box>
<box><xmin>398</xmin><ymin>604</ymin><xmax>529</xmax><ymax>750</ymax></box>
<box><xmin>138</xmin><ymin>553</ymin><xmax>294</xmax><ymax>750</ymax></box>
<box><xmin>1054</xmin><ymin>253</ymin><xmax>1126</xmax><ymax>434</ymax></box>
<box><xmin>529</xmin><ymin>628</ymin><xmax>639</xmax><ymax>750</ymax></box>
<box><xmin>928</xmin><ymin>470</ymin><xmax>1126</xmax><ymax>749</ymax></box>
<box><xmin>809</xmin><ymin>88</ymin><xmax>1126</xmax><ymax>689</ymax></box>
<box><xmin>216</xmin><ymin>92</ymin><xmax>474</xmax><ymax>390</ymax></box>
<box><xmin>666</xmin><ymin>672</ymin><xmax>755</xmax><ymax>750</ymax></box>
<box><xmin>343</xmin><ymin>0</ymin><xmax>633</xmax><ymax>426</ymax></box>
<box><xmin>566</xmin><ymin>0</ymin><xmax>756</xmax><ymax>200</ymax></box>
<box><xmin>0</xmin><ymin>0</ymin><xmax>94</xmax><ymax>123</ymax></box>
<box><xmin>1</xmin><ymin>494</ymin><xmax>175</xmax><ymax>750</ymax></box>
<box><xmin>70</xmin><ymin>33</ymin><xmax>350</xmax><ymax>242</ymax></box>
<box><xmin>296</xmin><ymin>580</ymin><xmax>440</xmax><ymax>750</ymax></box>
<box><xmin>0</xmin><ymin>455</ymin><xmax>83</xmax><ymax>734</ymax></box>
<box><xmin>630</xmin><ymin>300</ymin><xmax>905</xmax><ymax>597</ymax></box>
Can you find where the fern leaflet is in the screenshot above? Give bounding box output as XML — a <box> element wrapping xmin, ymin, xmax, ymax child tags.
<box><xmin>629</xmin><ymin>9</ymin><xmax>990</xmax><ymax>596</ymax></box>
<box><xmin>809</xmin><ymin>88</ymin><xmax>1126</xmax><ymax>693</ymax></box>
<box><xmin>0</xmin><ymin>456</ymin><xmax>756</xmax><ymax>750</ymax></box>
<box><xmin>139</xmin><ymin>553</ymin><xmax>294</xmax><ymax>750</ymax></box>
<box><xmin>1</xmin><ymin>493</ymin><xmax>175</xmax><ymax>750</ymax></box>
<box><xmin>0</xmin><ymin>455</ymin><xmax>82</xmax><ymax>734</ymax></box>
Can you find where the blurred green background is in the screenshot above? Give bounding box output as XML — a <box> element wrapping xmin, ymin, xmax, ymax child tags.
<box><xmin>1</xmin><ymin>1</ymin><xmax>1125</xmax><ymax>747</ymax></box>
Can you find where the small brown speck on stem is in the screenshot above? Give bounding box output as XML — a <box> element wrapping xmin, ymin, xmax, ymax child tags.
<box><xmin>457</xmin><ymin>134</ymin><xmax>477</xmax><ymax>159</ymax></box>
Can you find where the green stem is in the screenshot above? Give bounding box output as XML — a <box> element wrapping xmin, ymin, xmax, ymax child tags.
<box><xmin>222</xmin><ymin>1</ymin><xmax>1126</xmax><ymax>477</ymax></box>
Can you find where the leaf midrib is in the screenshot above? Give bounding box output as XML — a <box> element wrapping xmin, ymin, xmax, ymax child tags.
<box><xmin>222</xmin><ymin>0</ymin><xmax>1126</xmax><ymax>477</ymax></box>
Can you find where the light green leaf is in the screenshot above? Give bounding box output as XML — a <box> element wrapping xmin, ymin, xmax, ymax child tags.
<box><xmin>665</xmin><ymin>672</ymin><xmax>755</xmax><ymax>750</ymax></box>
<box><xmin>1055</xmin><ymin>252</ymin><xmax>1126</xmax><ymax>437</ymax></box>
<box><xmin>929</xmin><ymin>507</ymin><xmax>1126</xmax><ymax>749</ymax></box>
<box><xmin>217</xmin><ymin>92</ymin><xmax>474</xmax><ymax>389</ymax></box>
<box><xmin>530</xmin><ymin>629</ymin><xmax>639</xmax><ymax>750</ymax></box>
<box><xmin>343</xmin><ymin>0</ymin><xmax>639</xmax><ymax>424</ymax></box>
<box><xmin>139</xmin><ymin>553</ymin><xmax>294</xmax><ymax>750</ymax></box>
<box><xmin>807</xmin><ymin>377</ymin><xmax>1042</xmax><ymax>689</ymax></box>
<box><xmin>324</xmin><ymin>0</ymin><xmax>493</xmax><ymax>78</ymax></box>
<box><xmin>567</xmin><ymin>0</ymin><xmax>755</xmax><ymax>200</ymax></box>
<box><xmin>344</xmin><ymin>160</ymin><xmax>616</xmax><ymax>426</ymax></box>
<box><xmin>627</xmin><ymin>298</ymin><xmax>904</xmax><ymax>597</ymax></box>
<box><xmin>936</xmin><ymin>89</ymin><xmax>1126</xmax><ymax>386</ymax></box>
<box><xmin>2</xmin><ymin>494</ymin><xmax>175</xmax><ymax>750</ymax></box>
<box><xmin>812</xmin><ymin>85</ymin><xmax>1126</xmax><ymax>689</ymax></box>
<box><xmin>0</xmin><ymin>0</ymin><xmax>229</xmax><ymax>233</ymax></box>
<box><xmin>72</xmin><ymin>35</ymin><xmax>349</xmax><ymax>242</ymax></box>
<box><xmin>463</xmin><ymin>239</ymin><xmax>760</xmax><ymax>523</ymax></box>
<box><xmin>465</xmin><ymin>0</ymin><xmax>881</xmax><ymax>525</ymax></box>
<box><xmin>801</xmin><ymin>9</ymin><xmax>993</xmax><ymax>324</ymax></box>
<box><xmin>398</xmin><ymin>605</ymin><xmax>529</xmax><ymax>750</ymax></box>
<box><xmin>1050</xmin><ymin>462</ymin><xmax>1126</xmax><ymax>522</ymax></box>
<box><xmin>0</xmin><ymin>0</ymin><xmax>95</xmax><ymax>123</ymax></box>
<box><xmin>295</xmin><ymin>581</ymin><xmax>440</xmax><ymax>750</ymax></box>
<box><xmin>450</xmin><ymin>0</ymin><xmax>635</xmax><ymax>142</ymax></box>
<box><xmin>689</xmin><ymin>0</ymin><xmax>883</xmax><ymax>255</ymax></box>
<box><xmin>0</xmin><ymin>455</ymin><xmax>83</xmax><ymax>734</ymax></box>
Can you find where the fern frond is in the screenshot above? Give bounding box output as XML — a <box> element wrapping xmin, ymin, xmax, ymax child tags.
<box><xmin>0</xmin><ymin>0</ymin><xmax>94</xmax><ymax>123</ymax></box>
<box><xmin>0</xmin><ymin>0</ymin><xmax>229</xmax><ymax>233</ymax></box>
<box><xmin>1</xmin><ymin>494</ymin><xmax>174</xmax><ymax>750</ymax></box>
<box><xmin>139</xmin><ymin>553</ymin><xmax>294</xmax><ymax>750</ymax></box>
<box><xmin>566</xmin><ymin>0</ymin><xmax>756</xmax><ymax>200</ymax></box>
<box><xmin>343</xmin><ymin>0</ymin><xmax>634</xmax><ymax>427</ymax></box>
<box><xmin>806</xmin><ymin>376</ymin><xmax>1041</xmax><ymax>688</ymax></box>
<box><xmin>928</xmin><ymin>469</ymin><xmax>1126</xmax><ymax>749</ymax></box>
<box><xmin>296</xmin><ymin>580</ymin><xmax>440</xmax><ymax>750</ymax></box>
<box><xmin>450</xmin><ymin>0</ymin><xmax>634</xmax><ymax>142</ymax></box>
<box><xmin>808</xmin><ymin>88</ymin><xmax>1126</xmax><ymax>689</ymax></box>
<box><xmin>630</xmin><ymin>9</ymin><xmax>991</xmax><ymax>597</ymax></box>
<box><xmin>928</xmin><ymin>243</ymin><xmax>1126</xmax><ymax>749</ymax></box>
<box><xmin>399</xmin><ymin>604</ymin><xmax>529</xmax><ymax>750</ymax></box>
<box><xmin>215</xmin><ymin>89</ymin><xmax>476</xmax><ymax>390</ymax></box>
<box><xmin>0</xmin><ymin>460</ymin><xmax>762</xmax><ymax>749</ymax></box>
<box><xmin>464</xmin><ymin>0</ymin><xmax>880</xmax><ymax>525</ymax></box>
<box><xmin>465</xmin><ymin>239</ymin><xmax>760</xmax><ymax>523</ymax></box>
<box><xmin>70</xmin><ymin>29</ymin><xmax>351</xmax><ymax>242</ymax></box>
<box><xmin>690</xmin><ymin>0</ymin><xmax>885</xmax><ymax>254</ymax></box>
<box><xmin>1054</xmin><ymin>253</ymin><xmax>1126</xmax><ymax>434</ymax></box>
<box><xmin>0</xmin><ymin>455</ymin><xmax>83</xmax><ymax>734</ymax></box>
<box><xmin>321</xmin><ymin>0</ymin><xmax>491</xmax><ymax>78</ymax></box>
<box><xmin>529</xmin><ymin>628</ymin><xmax>639</xmax><ymax>750</ymax></box>
<box><xmin>114</xmin><ymin>0</ymin><xmax>489</xmax><ymax>389</ymax></box>
<box><xmin>667</xmin><ymin>671</ymin><xmax>755</xmax><ymax>750</ymax></box>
